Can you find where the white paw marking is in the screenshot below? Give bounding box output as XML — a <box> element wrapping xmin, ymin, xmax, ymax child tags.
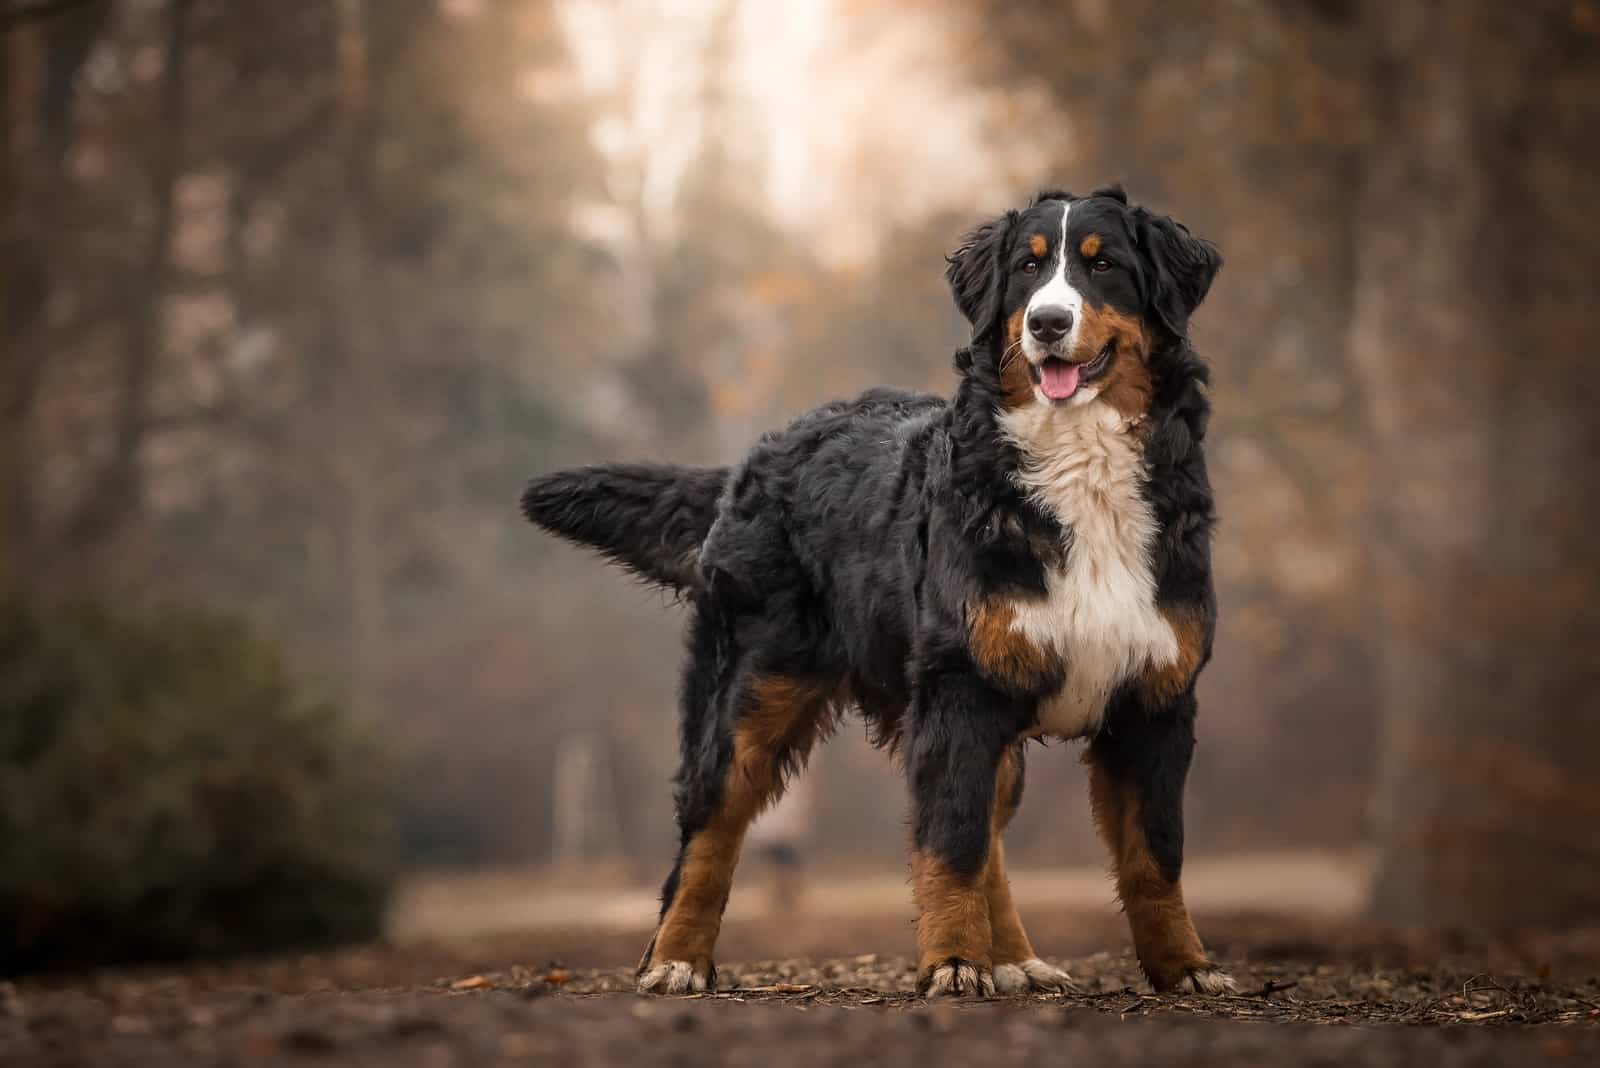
<box><xmin>924</xmin><ymin>962</ymin><xmax>996</xmax><ymax>998</ymax></box>
<box><xmin>1178</xmin><ymin>967</ymin><xmax>1237</xmax><ymax>995</ymax></box>
<box><xmin>637</xmin><ymin>959</ymin><xmax>709</xmax><ymax>995</ymax></box>
<box><xmin>992</xmin><ymin>962</ymin><xmax>1029</xmax><ymax>994</ymax></box>
<box><xmin>993</xmin><ymin>957</ymin><xmax>1078</xmax><ymax>994</ymax></box>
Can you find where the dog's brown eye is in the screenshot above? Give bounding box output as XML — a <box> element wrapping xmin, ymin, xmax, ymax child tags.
<box><xmin>1021</xmin><ymin>260</ymin><xmax>1039</xmax><ymax>275</ymax></box>
<box><xmin>1091</xmin><ymin>258</ymin><xmax>1113</xmax><ymax>273</ymax></box>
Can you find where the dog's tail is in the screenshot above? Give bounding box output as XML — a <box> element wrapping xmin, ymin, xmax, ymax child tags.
<box><xmin>520</xmin><ymin>463</ymin><xmax>727</xmax><ymax>593</ymax></box>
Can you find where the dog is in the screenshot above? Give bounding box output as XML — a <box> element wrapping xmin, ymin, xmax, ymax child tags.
<box><xmin>522</xmin><ymin>185</ymin><xmax>1232</xmax><ymax>998</ymax></box>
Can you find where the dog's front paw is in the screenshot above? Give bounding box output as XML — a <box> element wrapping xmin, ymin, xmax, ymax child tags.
<box><xmin>637</xmin><ymin>958</ymin><xmax>714</xmax><ymax>995</ymax></box>
<box><xmin>920</xmin><ymin>958</ymin><xmax>996</xmax><ymax>998</ymax></box>
<box><xmin>992</xmin><ymin>957</ymin><xmax>1078</xmax><ymax>995</ymax></box>
<box><xmin>1174</xmin><ymin>965</ymin><xmax>1236</xmax><ymax>996</ymax></box>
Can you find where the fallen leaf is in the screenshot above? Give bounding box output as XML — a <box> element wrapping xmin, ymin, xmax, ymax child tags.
<box><xmin>450</xmin><ymin>975</ymin><xmax>492</xmax><ymax>991</ymax></box>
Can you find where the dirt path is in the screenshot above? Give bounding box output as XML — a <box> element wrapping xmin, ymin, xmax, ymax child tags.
<box><xmin>10</xmin><ymin>983</ymin><xmax>1599</xmax><ymax>1068</ymax></box>
<box><xmin>10</xmin><ymin>854</ymin><xmax>1600</xmax><ymax>1065</ymax></box>
<box><xmin>9</xmin><ymin>908</ymin><xmax>1600</xmax><ymax>1066</ymax></box>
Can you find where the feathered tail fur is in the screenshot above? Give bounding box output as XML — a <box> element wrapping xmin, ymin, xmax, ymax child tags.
<box><xmin>520</xmin><ymin>463</ymin><xmax>727</xmax><ymax>592</ymax></box>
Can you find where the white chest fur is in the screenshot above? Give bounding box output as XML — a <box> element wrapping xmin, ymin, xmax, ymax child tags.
<box><xmin>998</xmin><ymin>400</ymin><xmax>1178</xmax><ymax>738</ymax></box>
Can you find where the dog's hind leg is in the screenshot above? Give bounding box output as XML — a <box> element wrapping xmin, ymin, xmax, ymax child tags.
<box><xmin>1085</xmin><ymin>691</ymin><xmax>1235</xmax><ymax>995</ymax></box>
<box><xmin>637</xmin><ymin>652</ymin><xmax>834</xmax><ymax>995</ymax></box>
<box><xmin>986</xmin><ymin>745</ymin><xmax>1077</xmax><ymax>994</ymax></box>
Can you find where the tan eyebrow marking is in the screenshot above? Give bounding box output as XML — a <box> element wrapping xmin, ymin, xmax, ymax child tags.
<box><xmin>1028</xmin><ymin>233</ymin><xmax>1048</xmax><ymax>258</ymax></box>
<box><xmin>1080</xmin><ymin>234</ymin><xmax>1102</xmax><ymax>258</ymax></box>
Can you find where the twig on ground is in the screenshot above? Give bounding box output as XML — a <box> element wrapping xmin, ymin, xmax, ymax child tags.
<box><xmin>1234</xmin><ymin>978</ymin><xmax>1300</xmax><ymax>999</ymax></box>
<box><xmin>1454</xmin><ymin>1008</ymin><xmax>1512</xmax><ymax>1022</ymax></box>
<box><xmin>1076</xmin><ymin>986</ymin><xmax>1139</xmax><ymax>1000</ymax></box>
<box><xmin>1564</xmin><ymin>991</ymin><xmax>1600</xmax><ymax>1012</ymax></box>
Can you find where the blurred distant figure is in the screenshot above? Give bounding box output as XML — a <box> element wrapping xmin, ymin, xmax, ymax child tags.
<box><xmin>743</xmin><ymin>773</ymin><xmax>817</xmax><ymax>915</ymax></box>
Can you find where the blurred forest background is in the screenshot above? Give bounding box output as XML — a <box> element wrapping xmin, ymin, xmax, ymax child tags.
<box><xmin>3</xmin><ymin>0</ymin><xmax>1598</xmax><ymax>970</ymax></box>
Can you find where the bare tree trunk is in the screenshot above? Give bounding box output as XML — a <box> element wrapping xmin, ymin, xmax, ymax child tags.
<box><xmin>1</xmin><ymin>3</ymin><xmax>109</xmax><ymax>586</ymax></box>
<box><xmin>65</xmin><ymin>0</ymin><xmax>192</xmax><ymax>552</ymax></box>
<box><xmin>1356</xmin><ymin>0</ymin><xmax>1600</xmax><ymax>927</ymax></box>
<box><xmin>331</xmin><ymin>0</ymin><xmax>386</xmax><ymax>719</ymax></box>
<box><xmin>1</xmin><ymin>27</ymin><xmax>18</xmax><ymax>590</ymax></box>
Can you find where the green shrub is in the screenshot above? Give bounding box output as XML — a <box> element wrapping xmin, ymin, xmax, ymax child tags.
<box><xmin>0</xmin><ymin>599</ymin><xmax>393</xmax><ymax>974</ymax></box>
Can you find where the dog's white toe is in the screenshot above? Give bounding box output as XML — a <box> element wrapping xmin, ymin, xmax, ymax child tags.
<box><xmin>1177</xmin><ymin>966</ymin><xmax>1237</xmax><ymax>995</ymax></box>
<box><xmin>637</xmin><ymin>959</ymin><xmax>710</xmax><ymax>995</ymax></box>
<box><xmin>923</xmin><ymin>961</ymin><xmax>995</xmax><ymax>998</ymax></box>
<box><xmin>993</xmin><ymin>957</ymin><xmax>1077</xmax><ymax>994</ymax></box>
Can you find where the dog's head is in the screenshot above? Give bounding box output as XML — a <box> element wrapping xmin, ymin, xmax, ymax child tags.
<box><xmin>946</xmin><ymin>186</ymin><xmax>1220</xmax><ymax>415</ymax></box>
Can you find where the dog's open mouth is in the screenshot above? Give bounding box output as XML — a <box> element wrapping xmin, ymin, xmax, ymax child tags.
<box><xmin>1033</xmin><ymin>342</ymin><xmax>1114</xmax><ymax>402</ymax></box>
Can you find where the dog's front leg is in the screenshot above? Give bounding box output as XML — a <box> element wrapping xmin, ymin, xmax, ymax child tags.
<box><xmin>907</xmin><ymin>671</ymin><xmax>1020</xmax><ymax>997</ymax></box>
<box><xmin>1085</xmin><ymin>689</ymin><xmax>1235</xmax><ymax>994</ymax></box>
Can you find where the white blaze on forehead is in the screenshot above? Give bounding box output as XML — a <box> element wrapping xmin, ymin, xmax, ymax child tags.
<box><xmin>1022</xmin><ymin>199</ymin><xmax>1085</xmax><ymax>363</ymax></box>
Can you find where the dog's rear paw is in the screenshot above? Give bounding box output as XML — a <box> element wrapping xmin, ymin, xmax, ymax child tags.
<box><xmin>1176</xmin><ymin>966</ymin><xmax>1237</xmax><ymax>996</ymax></box>
<box><xmin>637</xmin><ymin>959</ymin><xmax>713</xmax><ymax>995</ymax></box>
<box><xmin>921</xmin><ymin>959</ymin><xmax>996</xmax><ymax>998</ymax></box>
<box><xmin>993</xmin><ymin>958</ymin><xmax>1078</xmax><ymax>995</ymax></box>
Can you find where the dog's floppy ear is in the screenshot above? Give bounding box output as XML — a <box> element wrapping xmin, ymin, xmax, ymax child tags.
<box><xmin>1136</xmin><ymin>209</ymin><xmax>1222</xmax><ymax>339</ymax></box>
<box><xmin>1090</xmin><ymin>182</ymin><xmax>1128</xmax><ymax>204</ymax></box>
<box><xmin>945</xmin><ymin>211</ymin><xmax>1015</xmax><ymax>344</ymax></box>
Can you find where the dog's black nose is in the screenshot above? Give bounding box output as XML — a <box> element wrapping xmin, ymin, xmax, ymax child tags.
<box><xmin>1027</xmin><ymin>305</ymin><xmax>1074</xmax><ymax>343</ymax></box>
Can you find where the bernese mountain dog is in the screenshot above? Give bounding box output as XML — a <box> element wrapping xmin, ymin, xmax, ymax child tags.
<box><xmin>522</xmin><ymin>185</ymin><xmax>1232</xmax><ymax>998</ymax></box>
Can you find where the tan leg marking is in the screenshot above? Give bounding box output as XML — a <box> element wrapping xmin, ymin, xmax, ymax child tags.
<box><xmin>986</xmin><ymin>749</ymin><xmax>1076</xmax><ymax>994</ymax></box>
<box><xmin>640</xmin><ymin>677</ymin><xmax>835</xmax><ymax>993</ymax></box>
<box><xmin>1086</xmin><ymin>751</ymin><xmax>1233</xmax><ymax>994</ymax></box>
<box><xmin>985</xmin><ymin>748</ymin><xmax>1033</xmax><ymax>965</ymax></box>
<box><xmin>913</xmin><ymin>850</ymin><xmax>995</xmax><ymax>996</ymax></box>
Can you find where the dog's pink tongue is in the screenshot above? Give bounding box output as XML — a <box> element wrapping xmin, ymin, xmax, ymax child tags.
<box><xmin>1040</xmin><ymin>359</ymin><xmax>1080</xmax><ymax>400</ymax></box>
